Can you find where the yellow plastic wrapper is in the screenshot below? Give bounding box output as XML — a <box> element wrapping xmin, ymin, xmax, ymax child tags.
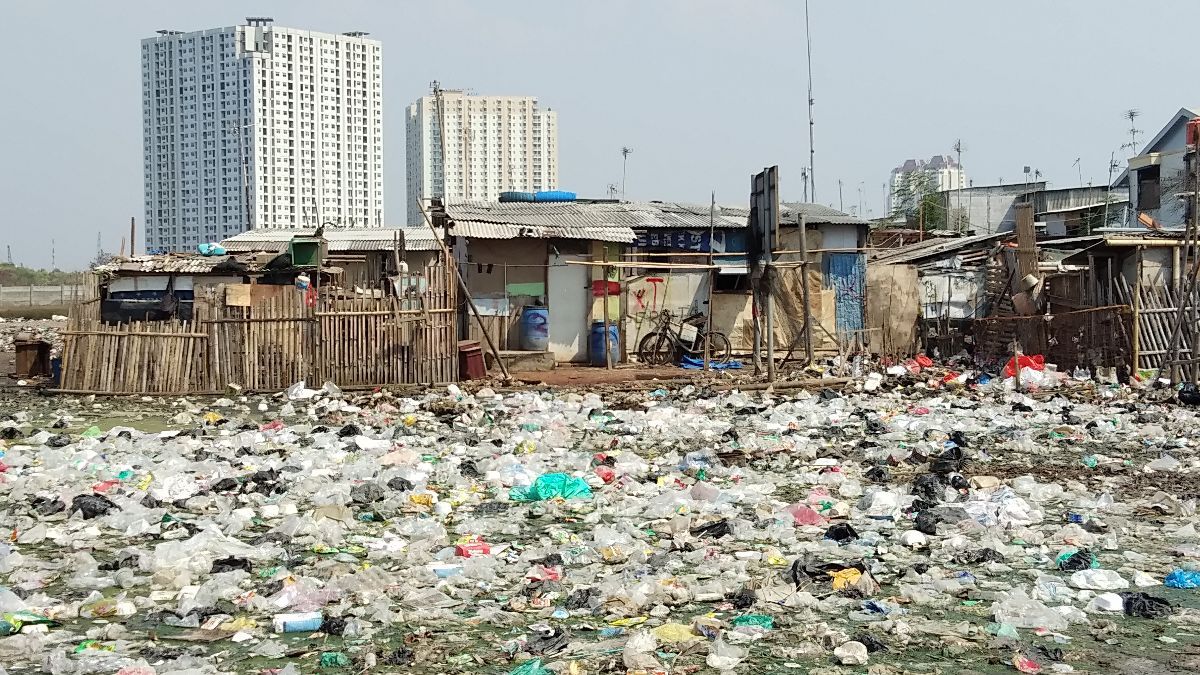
<box><xmin>829</xmin><ymin>568</ymin><xmax>862</xmax><ymax>590</ymax></box>
<box><xmin>609</xmin><ymin>616</ymin><xmax>648</xmax><ymax>627</ymax></box>
<box><xmin>652</xmin><ymin>622</ymin><xmax>700</xmax><ymax>643</ymax></box>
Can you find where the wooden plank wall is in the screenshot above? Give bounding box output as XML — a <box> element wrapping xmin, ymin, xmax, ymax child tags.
<box><xmin>59</xmin><ymin>261</ymin><xmax>459</xmax><ymax>394</ymax></box>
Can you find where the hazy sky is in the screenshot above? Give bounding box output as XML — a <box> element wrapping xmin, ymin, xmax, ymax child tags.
<box><xmin>1</xmin><ymin>0</ymin><xmax>1195</xmax><ymax>269</ymax></box>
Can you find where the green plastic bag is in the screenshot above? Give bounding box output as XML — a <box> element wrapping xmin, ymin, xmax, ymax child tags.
<box><xmin>509</xmin><ymin>473</ymin><xmax>592</xmax><ymax>502</ymax></box>
<box><xmin>320</xmin><ymin>651</ymin><xmax>351</xmax><ymax>668</ymax></box>
<box><xmin>510</xmin><ymin>659</ymin><xmax>553</xmax><ymax>675</ymax></box>
<box><xmin>731</xmin><ymin>614</ymin><xmax>774</xmax><ymax>630</ymax></box>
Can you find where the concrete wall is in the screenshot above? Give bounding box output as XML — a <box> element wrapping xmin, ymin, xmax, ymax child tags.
<box><xmin>0</xmin><ymin>285</ymin><xmax>85</xmax><ymax>307</ymax></box>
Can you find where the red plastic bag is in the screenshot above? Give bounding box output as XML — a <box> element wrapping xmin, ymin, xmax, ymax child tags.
<box><xmin>915</xmin><ymin>354</ymin><xmax>934</xmax><ymax>368</ymax></box>
<box><xmin>1004</xmin><ymin>354</ymin><xmax>1045</xmax><ymax>378</ymax></box>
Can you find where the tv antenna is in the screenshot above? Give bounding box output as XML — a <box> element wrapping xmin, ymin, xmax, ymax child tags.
<box><xmin>1122</xmin><ymin>109</ymin><xmax>1142</xmax><ymax>152</ymax></box>
<box><xmin>606</xmin><ymin>183</ymin><xmax>619</xmax><ymax>199</ymax></box>
<box><xmin>621</xmin><ymin>147</ymin><xmax>633</xmax><ymax>198</ymax></box>
<box><xmin>1072</xmin><ymin>157</ymin><xmax>1082</xmax><ymax>186</ymax></box>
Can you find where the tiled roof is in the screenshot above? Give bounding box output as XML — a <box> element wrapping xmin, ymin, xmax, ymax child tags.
<box><xmin>442</xmin><ymin>200</ymin><xmax>748</xmax><ymax>243</ymax></box>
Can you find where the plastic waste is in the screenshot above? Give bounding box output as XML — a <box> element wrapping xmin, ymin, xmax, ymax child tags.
<box><xmin>1165</xmin><ymin>569</ymin><xmax>1200</xmax><ymax>588</ymax></box>
<box><xmin>834</xmin><ymin>641</ymin><xmax>869</xmax><ymax>665</ymax></box>
<box><xmin>509</xmin><ymin>473</ymin><xmax>592</xmax><ymax>502</ymax></box>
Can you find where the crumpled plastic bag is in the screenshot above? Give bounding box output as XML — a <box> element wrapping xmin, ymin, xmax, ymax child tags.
<box><xmin>622</xmin><ymin>630</ymin><xmax>659</xmax><ymax>670</ymax></box>
<box><xmin>509</xmin><ymin>473</ymin><xmax>592</xmax><ymax>502</ymax></box>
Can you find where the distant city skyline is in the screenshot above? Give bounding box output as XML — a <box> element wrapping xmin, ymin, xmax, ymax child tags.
<box><xmin>0</xmin><ymin>0</ymin><xmax>1196</xmax><ymax>268</ymax></box>
<box><xmin>142</xmin><ymin>18</ymin><xmax>384</xmax><ymax>253</ymax></box>
<box><xmin>406</xmin><ymin>89</ymin><xmax>557</xmax><ymax>225</ymax></box>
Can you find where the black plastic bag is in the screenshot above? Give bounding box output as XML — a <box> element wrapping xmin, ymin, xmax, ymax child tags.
<box><xmin>865</xmin><ymin>466</ymin><xmax>890</xmax><ymax>484</ymax></box>
<box><xmin>387</xmin><ymin>476</ymin><xmax>414</xmax><ymax>492</ymax></box>
<box><xmin>824</xmin><ymin>523</ymin><xmax>859</xmax><ymax>543</ymax></box>
<box><xmin>210</xmin><ymin>478</ymin><xmax>240</xmax><ymax>492</ymax></box>
<box><xmin>46</xmin><ymin>434</ymin><xmax>71</xmax><ymax>448</ymax></box>
<box><xmin>459</xmin><ymin>460</ymin><xmax>481</xmax><ymax>478</ymax></box>
<box><xmin>911</xmin><ymin>474</ymin><xmax>944</xmax><ymax>503</ymax></box>
<box><xmin>211</xmin><ymin>556</ymin><xmax>252</xmax><ymax>574</ymax></box>
<box><xmin>382</xmin><ymin>648</ymin><xmax>414</xmax><ymax>666</ymax></box>
<box><xmin>71</xmin><ymin>494</ymin><xmax>118</xmax><ymax>519</ymax></box>
<box><xmin>1058</xmin><ymin>549</ymin><xmax>1095</xmax><ymax>572</ymax></box>
<box><xmin>854</xmin><ymin>632</ymin><xmax>887</xmax><ymax>653</ymax></box>
<box><xmin>729</xmin><ymin>587</ymin><xmax>756</xmax><ymax>609</ymax></box>
<box><xmin>320</xmin><ymin>614</ymin><xmax>347</xmax><ymax>635</ymax></box>
<box><xmin>30</xmin><ymin>496</ymin><xmax>65</xmax><ymax>516</ymax></box>
<box><xmin>564</xmin><ymin>587</ymin><xmax>598</xmax><ymax>610</ymax></box>
<box><xmin>526</xmin><ymin>629</ymin><xmax>570</xmax><ymax>655</ymax></box>
<box><xmin>954</xmin><ymin>548</ymin><xmax>1004</xmax><ymax>565</ymax></box>
<box><xmin>914</xmin><ymin>511</ymin><xmax>943</xmax><ymax>536</ymax></box>
<box><xmin>931</xmin><ymin>447</ymin><xmax>965</xmax><ymax>475</ymax></box>
<box><xmin>350</xmin><ymin>482</ymin><xmax>386</xmax><ymax>504</ymax></box>
<box><xmin>1180</xmin><ymin>383</ymin><xmax>1200</xmax><ymax>406</ymax></box>
<box><xmin>1120</xmin><ymin>592</ymin><xmax>1172</xmax><ymax>619</ymax></box>
<box><xmin>337</xmin><ymin>424</ymin><xmax>361</xmax><ymax>438</ymax></box>
<box><xmin>691</xmin><ymin>519</ymin><xmax>734</xmax><ymax>539</ymax></box>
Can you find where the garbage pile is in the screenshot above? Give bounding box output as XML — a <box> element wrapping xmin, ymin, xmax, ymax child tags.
<box><xmin>0</xmin><ymin>317</ymin><xmax>67</xmax><ymax>355</ymax></box>
<box><xmin>1</xmin><ymin>378</ymin><xmax>1200</xmax><ymax>673</ymax></box>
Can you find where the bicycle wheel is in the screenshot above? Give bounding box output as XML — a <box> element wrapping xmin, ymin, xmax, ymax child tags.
<box><xmin>637</xmin><ymin>331</ymin><xmax>675</xmax><ymax>365</ymax></box>
<box><xmin>703</xmin><ymin>331</ymin><xmax>732</xmax><ymax>364</ymax></box>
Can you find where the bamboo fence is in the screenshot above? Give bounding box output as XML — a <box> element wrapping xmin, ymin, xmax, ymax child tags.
<box><xmin>59</xmin><ymin>263</ymin><xmax>458</xmax><ymax>395</ymax></box>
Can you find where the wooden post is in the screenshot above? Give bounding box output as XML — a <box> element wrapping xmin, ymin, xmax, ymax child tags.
<box><xmin>1134</xmin><ymin>245</ymin><xmax>1143</xmax><ymax>375</ymax></box>
<box><xmin>416</xmin><ymin>199</ymin><xmax>510</xmax><ymax>381</ymax></box>
<box><xmin>130</xmin><ymin>217</ymin><xmax>136</xmax><ymax>257</ymax></box>
<box><xmin>28</xmin><ymin>284</ymin><xmax>34</xmax><ymax>306</ymax></box>
<box><xmin>798</xmin><ymin>214</ymin><xmax>814</xmax><ymax>365</ymax></box>
<box><xmin>1013</xmin><ymin>340</ymin><xmax>1022</xmax><ymax>391</ymax></box>
<box><xmin>704</xmin><ymin>192</ymin><xmax>715</xmax><ymax>370</ymax></box>
<box><xmin>602</xmin><ymin>247</ymin><xmax>613</xmax><ymax>370</ymax></box>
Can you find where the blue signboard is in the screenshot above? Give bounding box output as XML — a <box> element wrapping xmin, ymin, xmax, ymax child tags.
<box><xmin>633</xmin><ymin>230</ymin><xmax>747</xmax><ymax>253</ymax></box>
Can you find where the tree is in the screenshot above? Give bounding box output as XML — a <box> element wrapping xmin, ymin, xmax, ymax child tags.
<box><xmin>890</xmin><ymin>170</ymin><xmax>944</xmax><ymax>228</ymax></box>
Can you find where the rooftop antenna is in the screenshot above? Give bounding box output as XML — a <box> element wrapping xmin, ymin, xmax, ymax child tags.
<box><xmin>606</xmin><ymin>183</ymin><xmax>619</xmax><ymax>199</ymax></box>
<box><xmin>804</xmin><ymin>0</ymin><xmax>816</xmax><ymax>201</ymax></box>
<box><xmin>1122</xmin><ymin>109</ymin><xmax>1142</xmax><ymax>153</ymax></box>
<box><xmin>620</xmin><ymin>147</ymin><xmax>633</xmax><ymax>199</ymax></box>
<box><xmin>1072</xmin><ymin>157</ymin><xmax>1082</xmax><ymax>186</ymax></box>
<box><xmin>1104</xmin><ymin>151</ymin><xmax>1120</xmax><ymax>228</ymax></box>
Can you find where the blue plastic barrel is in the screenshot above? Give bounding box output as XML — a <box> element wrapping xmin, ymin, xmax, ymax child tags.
<box><xmin>589</xmin><ymin>320</ymin><xmax>619</xmax><ymax>366</ymax></box>
<box><xmin>533</xmin><ymin>190</ymin><xmax>577</xmax><ymax>203</ymax></box>
<box><xmin>520</xmin><ymin>306</ymin><xmax>550</xmax><ymax>351</ymax></box>
<box><xmin>50</xmin><ymin>357</ymin><xmax>62</xmax><ymax>387</ymax></box>
<box><xmin>500</xmin><ymin>191</ymin><xmax>536</xmax><ymax>203</ymax></box>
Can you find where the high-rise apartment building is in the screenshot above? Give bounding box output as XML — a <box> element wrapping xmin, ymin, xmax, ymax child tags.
<box><xmin>406</xmin><ymin>89</ymin><xmax>557</xmax><ymax>225</ymax></box>
<box><xmin>888</xmin><ymin>155</ymin><xmax>967</xmax><ymax>215</ymax></box>
<box><xmin>142</xmin><ymin>17</ymin><xmax>383</xmax><ymax>252</ymax></box>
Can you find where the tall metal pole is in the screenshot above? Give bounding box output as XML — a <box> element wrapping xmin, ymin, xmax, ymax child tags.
<box><xmin>805</xmin><ymin>0</ymin><xmax>816</xmax><ymax>202</ymax></box>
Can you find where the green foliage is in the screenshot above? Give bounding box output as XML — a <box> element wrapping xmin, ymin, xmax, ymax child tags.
<box><xmin>0</xmin><ymin>263</ymin><xmax>83</xmax><ymax>286</ymax></box>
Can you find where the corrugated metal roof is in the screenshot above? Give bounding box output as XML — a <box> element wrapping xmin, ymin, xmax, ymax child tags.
<box><xmin>870</xmin><ymin>232</ymin><xmax>1009</xmax><ymax>264</ymax></box>
<box><xmin>439</xmin><ymin>200</ymin><xmax>866</xmax><ymax>241</ymax></box>
<box><xmin>451</xmin><ymin>220</ymin><xmax>635</xmax><ymax>243</ymax></box>
<box><xmin>442</xmin><ymin>200</ymin><xmax>747</xmax><ymax>235</ymax></box>
<box><xmin>94</xmin><ymin>253</ymin><xmax>268</xmax><ymax>275</ymax></box>
<box><xmin>780</xmin><ymin>203</ymin><xmax>870</xmax><ymax>226</ymax></box>
<box><xmin>221</xmin><ymin>227</ymin><xmax>443</xmax><ymax>252</ymax></box>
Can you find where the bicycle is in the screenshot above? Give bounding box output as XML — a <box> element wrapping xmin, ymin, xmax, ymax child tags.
<box><xmin>636</xmin><ymin>309</ymin><xmax>731</xmax><ymax>366</ymax></box>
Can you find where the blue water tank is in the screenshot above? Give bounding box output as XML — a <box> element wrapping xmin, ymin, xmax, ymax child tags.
<box><xmin>520</xmin><ymin>306</ymin><xmax>550</xmax><ymax>351</ymax></box>
<box><xmin>589</xmin><ymin>320</ymin><xmax>619</xmax><ymax>366</ymax></box>
<box><xmin>533</xmin><ymin>190</ymin><xmax>577</xmax><ymax>203</ymax></box>
<box><xmin>499</xmin><ymin>191</ymin><xmax>536</xmax><ymax>203</ymax></box>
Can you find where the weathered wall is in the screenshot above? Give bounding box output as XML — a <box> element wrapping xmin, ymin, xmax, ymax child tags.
<box><xmin>866</xmin><ymin>264</ymin><xmax>920</xmax><ymax>357</ymax></box>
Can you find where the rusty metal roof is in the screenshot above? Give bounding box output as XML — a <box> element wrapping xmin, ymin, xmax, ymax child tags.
<box><xmin>221</xmin><ymin>227</ymin><xmax>444</xmax><ymax>252</ymax></box>
<box><xmin>93</xmin><ymin>253</ymin><xmax>268</xmax><ymax>275</ymax></box>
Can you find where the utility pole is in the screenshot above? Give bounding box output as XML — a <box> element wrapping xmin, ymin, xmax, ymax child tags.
<box><xmin>5</xmin><ymin>245</ymin><xmax>11</xmax><ymax>265</ymax></box>
<box><xmin>838</xmin><ymin>180</ymin><xmax>844</xmax><ymax>211</ymax></box>
<box><xmin>51</xmin><ymin>240</ymin><xmax>55</xmax><ymax>270</ymax></box>
<box><xmin>953</xmin><ymin>139</ymin><xmax>965</xmax><ymax>231</ymax></box>
<box><xmin>801</xmin><ymin>168</ymin><xmax>809</xmax><ymax>202</ymax></box>
<box><xmin>432</xmin><ymin>80</ymin><xmax>449</xmax><ymax>209</ymax></box>
<box><xmin>805</xmin><ymin>0</ymin><xmax>816</xmax><ymax>202</ymax></box>
<box><xmin>621</xmin><ymin>147</ymin><xmax>633</xmax><ymax>199</ymax></box>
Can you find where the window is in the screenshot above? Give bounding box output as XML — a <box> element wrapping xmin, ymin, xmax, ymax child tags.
<box><xmin>1138</xmin><ymin>165</ymin><xmax>1161</xmax><ymax>210</ymax></box>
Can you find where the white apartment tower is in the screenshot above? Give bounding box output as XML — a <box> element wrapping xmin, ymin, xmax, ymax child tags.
<box><xmin>888</xmin><ymin>155</ymin><xmax>967</xmax><ymax>215</ymax></box>
<box><xmin>142</xmin><ymin>17</ymin><xmax>383</xmax><ymax>252</ymax></box>
<box><xmin>406</xmin><ymin>89</ymin><xmax>558</xmax><ymax>225</ymax></box>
